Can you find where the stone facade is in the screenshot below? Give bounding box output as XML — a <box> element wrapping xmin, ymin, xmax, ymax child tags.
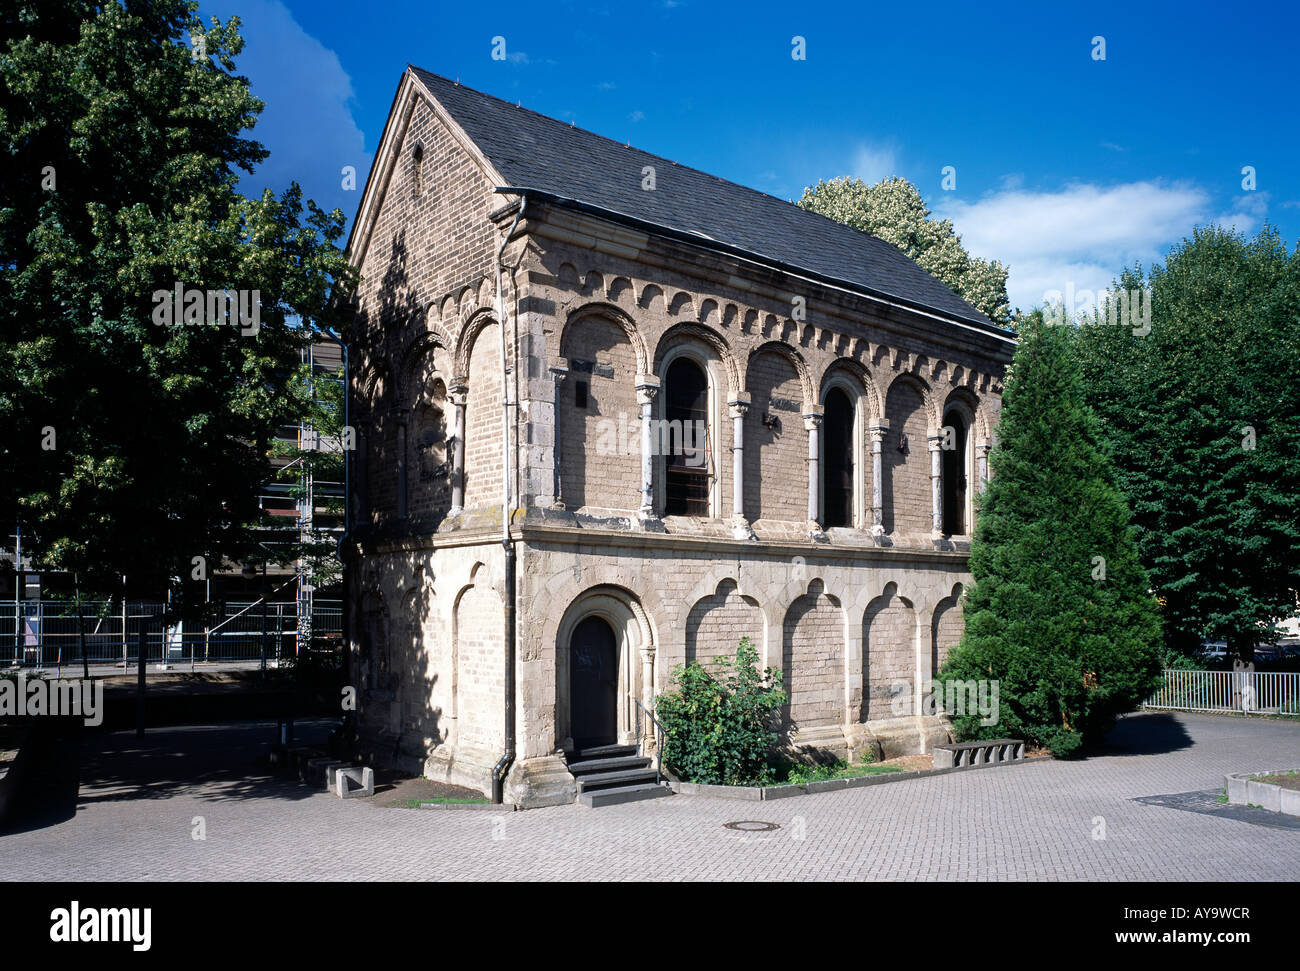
<box><xmin>344</xmin><ymin>70</ymin><xmax>1014</xmax><ymax>806</ymax></box>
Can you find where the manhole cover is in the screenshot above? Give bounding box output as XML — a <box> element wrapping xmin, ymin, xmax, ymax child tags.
<box><xmin>722</xmin><ymin>820</ymin><xmax>780</xmax><ymax>832</ymax></box>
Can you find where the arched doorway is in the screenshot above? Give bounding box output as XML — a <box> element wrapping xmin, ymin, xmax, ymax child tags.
<box><xmin>570</xmin><ymin>616</ymin><xmax>619</xmax><ymax>748</ymax></box>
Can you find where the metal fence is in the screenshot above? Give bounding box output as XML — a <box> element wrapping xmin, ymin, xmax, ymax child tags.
<box><xmin>1145</xmin><ymin>668</ymin><xmax>1300</xmax><ymax>716</ymax></box>
<box><xmin>1</xmin><ymin>600</ymin><xmax>342</xmax><ymax>670</ymax></box>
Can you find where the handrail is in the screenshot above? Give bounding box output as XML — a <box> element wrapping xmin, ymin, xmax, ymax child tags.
<box><xmin>629</xmin><ymin>694</ymin><xmax>665</xmax><ymax>785</ymax></box>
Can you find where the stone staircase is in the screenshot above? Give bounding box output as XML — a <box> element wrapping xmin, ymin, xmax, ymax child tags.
<box><xmin>567</xmin><ymin>743</ymin><xmax>673</xmax><ymax>808</ymax></box>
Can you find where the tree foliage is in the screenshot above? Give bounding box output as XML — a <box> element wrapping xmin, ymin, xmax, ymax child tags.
<box><xmin>0</xmin><ymin>1</ymin><xmax>356</xmax><ymax>613</ymax></box>
<box><xmin>1071</xmin><ymin>226</ymin><xmax>1300</xmax><ymax>661</ymax></box>
<box><xmin>798</xmin><ymin>175</ymin><xmax>1011</xmax><ymax>324</ymax></box>
<box><xmin>940</xmin><ymin>316</ymin><xmax>1163</xmax><ymax>756</ymax></box>
<box><xmin>656</xmin><ymin>638</ymin><xmax>787</xmax><ymax>785</ymax></box>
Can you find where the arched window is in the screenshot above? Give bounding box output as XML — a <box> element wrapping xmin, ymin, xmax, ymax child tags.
<box><xmin>663</xmin><ymin>356</ymin><xmax>710</xmax><ymax>516</ymax></box>
<box><xmin>822</xmin><ymin>387</ymin><xmax>855</xmax><ymax>528</ymax></box>
<box><xmin>942</xmin><ymin>408</ymin><xmax>968</xmax><ymax>535</ymax></box>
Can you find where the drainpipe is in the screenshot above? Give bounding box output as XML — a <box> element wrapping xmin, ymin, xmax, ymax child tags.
<box><xmin>491</xmin><ymin>193</ymin><xmax>525</xmax><ymax>804</ymax></box>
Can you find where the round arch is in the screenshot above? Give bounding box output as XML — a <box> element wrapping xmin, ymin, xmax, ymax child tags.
<box><xmin>554</xmin><ymin>585</ymin><xmax>656</xmax><ymax>752</ymax></box>
<box><xmin>652</xmin><ymin>322</ymin><xmax>741</xmax><ymax>396</ymax></box>
<box><xmin>562</xmin><ymin>302</ymin><xmax>651</xmax><ymax>375</ymax></box>
<box><xmin>453</xmin><ymin>307</ymin><xmax>500</xmax><ymax>380</ymax></box>
<box><xmin>746</xmin><ymin>340</ymin><xmax>815</xmax><ymax>409</ymax></box>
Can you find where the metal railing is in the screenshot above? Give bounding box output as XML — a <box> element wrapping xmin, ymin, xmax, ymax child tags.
<box><xmin>630</xmin><ymin>694</ymin><xmax>666</xmax><ymax>785</ymax></box>
<box><xmin>2</xmin><ymin>600</ymin><xmax>342</xmax><ymax>671</ymax></box>
<box><xmin>1145</xmin><ymin>668</ymin><xmax>1300</xmax><ymax>716</ymax></box>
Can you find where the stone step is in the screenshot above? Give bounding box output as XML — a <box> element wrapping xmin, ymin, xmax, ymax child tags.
<box><xmin>575</xmin><ymin>767</ymin><xmax>660</xmax><ymax>792</ymax></box>
<box><xmin>573</xmin><ymin>743</ymin><xmax>639</xmax><ymax>760</ymax></box>
<box><xmin>567</xmin><ymin>755</ymin><xmax>650</xmax><ymax>776</ymax></box>
<box><xmin>578</xmin><ymin>783</ymin><xmax>674</xmax><ymax>808</ymax></box>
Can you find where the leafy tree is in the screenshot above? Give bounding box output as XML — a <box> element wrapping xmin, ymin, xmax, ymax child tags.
<box><xmin>939</xmin><ymin>315</ymin><xmax>1162</xmax><ymax>757</ymax></box>
<box><xmin>0</xmin><ymin>1</ymin><xmax>356</xmax><ymax>622</ymax></box>
<box><xmin>656</xmin><ymin>638</ymin><xmax>787</xmax><ymax>785</ymax></box>
<box><xmin>798</xmin><ymin>176</ymin><xmax>1011</xmax><ymax>324</ymax></box>
<box><xmin>1072</xmin><ymin>227</ymin><xmax>1300</xmax><ymax>662</ymax></box>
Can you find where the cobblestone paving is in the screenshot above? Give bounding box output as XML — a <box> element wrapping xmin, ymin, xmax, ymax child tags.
<box><xmin>2</xmin><ymin>712</ymin><xmax>1297</xmax><ymax>881</ymax></box>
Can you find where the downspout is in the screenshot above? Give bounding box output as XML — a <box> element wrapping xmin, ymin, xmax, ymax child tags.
<box><xmin>491</xmin><ymin>193</ymin><xmax>525</xmax><ymax>804</ymax></box>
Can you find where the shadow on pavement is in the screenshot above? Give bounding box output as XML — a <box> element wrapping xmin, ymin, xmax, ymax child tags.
<box><xmin>1096</xmin><ymin>711</ymin><xmax>1194</xmax><ymax>757</ymax></box>
<box><xmin>2</xmin><ymin>718</ymin><xmax>337</xmax><ymax>836</ymax></box>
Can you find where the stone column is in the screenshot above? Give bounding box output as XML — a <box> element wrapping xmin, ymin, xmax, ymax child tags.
<box><xmin>803</xmin><ymin>407</ymin><xmax>824</xmax><ymax>531</ymax></box>
<box><xmin>549</xmin><ymin>365</ymin><xmax>569</xmax><ymax>509</ymax></box>
<box><xmin>395</xmin><ymin>412</ymin><xmax>408</xmax><ymax>521</ymax></box>
<box><xmin>928</xmin><ymin>433</ymin><xmax>944</xmax><ymax>538</ymax></box>
<box><xmin>449</xmin><ymin>383</ymin><xmax>468</xmax><ymax>515</ymax></box>
<box><xmin>728</xmin><ymin>393</ymin><xmax>753</xmax><ymax>539</ymax></box>
<box><xmin>976</xmin><ymin>442</ymin><xmax>991</xmax><ymax>493</ymax></box>
<box><xmin>635</xmin><ymin>374</ymin><xmax>661</xmax><ymax>521</ymax></box>
<box><xmin>641</xmin><ymin>647</ymin><xmax>657</xmax><ymax>754</ymax></box>
<box><xmin>868</xmin><ymin>423</ymin><xmax>887</xmax><ymax>537</ymax></box>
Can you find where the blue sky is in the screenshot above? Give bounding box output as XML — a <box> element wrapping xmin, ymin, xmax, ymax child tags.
<box><xmin>203</xmin><ymin>0</ymin><xmax>1299</xmax><ymax>314</ymax></box>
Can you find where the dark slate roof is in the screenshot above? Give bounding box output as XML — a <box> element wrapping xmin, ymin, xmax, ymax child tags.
<box><xmin>411</xmin><ymin>67</ymin><xmax>998</xmax><ymax>331</ymax></box>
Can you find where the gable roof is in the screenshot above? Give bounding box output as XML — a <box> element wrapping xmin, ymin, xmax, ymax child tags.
<box><xmin>408</xmin><ymin>67</ymin><xmax>1003</xmax><ymax>334</ymax></box>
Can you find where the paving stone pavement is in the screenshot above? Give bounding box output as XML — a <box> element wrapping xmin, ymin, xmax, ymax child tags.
<box><xmin>1</xmin><ymin>711</ymin><xmax>1297</xmax><ymax>881</ymax></box>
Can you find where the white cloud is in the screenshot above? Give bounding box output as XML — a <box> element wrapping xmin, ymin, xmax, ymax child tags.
<box><xmin>935</xmin><ymin>181</ymin><xmax>1266</xmax><ymax>313</ymax></box>
<box><xmin>204</xmin><ymin>0</ymin><xmax>369</xmax><ymax>223</ymax></box>
<box><xmin>850</xmin><ymin>142</ymin><xmax>901</xmax><ymax>185</ymax></box>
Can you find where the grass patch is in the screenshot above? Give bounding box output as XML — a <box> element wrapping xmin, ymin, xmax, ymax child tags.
<box><xmin>1251</xmin><ymin>769</ymin><xmax>1300</xmax><ymax>791</ymax></box>
<box><xmin>421</xmin><ymin>796</ymin><xmax>490</xmax><ymax>805</ymax></box>
<box><xmin>1216</xmin><ymin>788</ymin><xmax>1229</xmax><ymax>804</ymax></box>
<box><xmin>770</xmin><ymin>759</ymin><xmax>903</xmax><ymax>786</ymax></box>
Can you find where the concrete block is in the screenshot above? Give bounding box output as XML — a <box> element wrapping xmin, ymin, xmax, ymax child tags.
<box><xmin>1280</xmin><ymin>787</ymin><xmax>1300</xmax><ymax>817</ymax></box>
<box><xmin>1247</xmin><ymin>779</ymin><xmax>1281</xmax><ymax>812</ymax></box>
<box><xmin>325</xmin><ymin>762</ymin><xmax>354</xmax><ymax>791</ymax></box>
<box><xmin>1225</xmin><ymin>772</ymin><xmax>1251</xmax><ymax>804</ymax></box>
<box><xmin>335</xmin><ymin>765</ymin><xmax>374</xmax><ymax>799</ymax></box>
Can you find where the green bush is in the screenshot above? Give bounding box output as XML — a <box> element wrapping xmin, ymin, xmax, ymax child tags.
<box><xmin>656</xmin><ymin>637</ymin><xmax>786</xmax><ymax>785</ymax></box>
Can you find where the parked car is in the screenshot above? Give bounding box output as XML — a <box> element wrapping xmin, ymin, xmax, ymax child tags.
<box><xmin>1198</xmin><ymin>640</ymin><xmax>1228</xmax><ymax>661</ymax></box>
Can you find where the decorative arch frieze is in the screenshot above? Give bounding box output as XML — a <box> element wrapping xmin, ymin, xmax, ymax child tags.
<box><xmin>561</xmin><ymin>302</ymin><xmax>651</xmax><ymax>375</ymax></box>
<box><xmin>746</xmin><ymin>340</ymin><xmax>816</xmax><ymax>408</ymax></box>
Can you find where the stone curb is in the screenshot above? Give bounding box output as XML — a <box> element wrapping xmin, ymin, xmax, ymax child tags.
<box><xmin>418</xmin><ymin>801</ymin><xmax>511</xmax><ymax>811</ymax></box>
<box><xmin>670</xmin><ymin>754</ymin><xmax>1051</xmax><ymax>801</ymax></box>
<box><xmin>1224</xmin><ymin>770</ymin><xmax>1300</xmax><ymax>816</ymax></box>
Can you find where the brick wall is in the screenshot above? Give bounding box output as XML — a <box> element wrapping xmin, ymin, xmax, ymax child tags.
<box><xmin>864</xmin><ymin>587</ymin><xmax>916</xmax><ymax>721</ymax></box>
<box><xmin>351</xmin><ymin>95</ymin><xmax>501</xmax><ymax>522</ymax></box>
<box><xmin>782</xmin><ymin>582</ymin><xmax>845</xmax><ymax>729</ymax></box>
<box><xmin>685</xmin><ymin>579</ymin><xmax>762</xmax><ymax>668</ymax></box>
<box><xmin>931</xmin><ymin>596</ymin><xmax>964</xmax><ymax>673</ymax></box>
<box><xmin>463</xmin><ymin>323</ymin><xmax>502</xmax><ymax>510</ymax></box>
<box><xmin>455</xmin><ymin>578</ymin><xmax>504</xmax><ymax>751</ymax></box>
<box><xmin>559</xmin><ymin>315</ymin><xmax>639</xmax><ymax>511</ymax></box>
<box><xmin>745</xmin><ymin>351</ymin><xmax>807</xmax><ymax>523</ymax></box>
<box><xmin>883</xmin><ymin>380</ymin><xmax>931</xmax><ymax>534</ymax></box>
<box><xmin>408</xmin><ymin>391</ymin><xmax>452</xmax><ymax>521</ymax></box>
